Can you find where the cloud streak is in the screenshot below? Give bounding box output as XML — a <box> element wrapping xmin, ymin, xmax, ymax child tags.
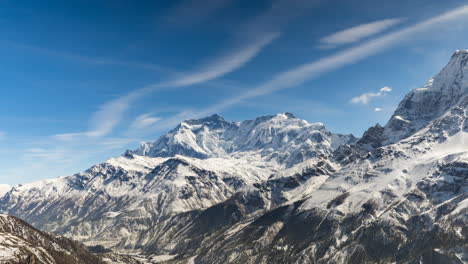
<box><xmin>131</xmin><ymin>114</ymin><xmax>161</xmax><ymax>130</ymax></box>
<box><xmin>53</xmin><ymin>88</ymin><xmax>149</xmax><ymax>140</ymax></box>
<box><xmin>319</xmin><ymin>18</ymin><xmax>404</xmax><ymax>48</ymax></box>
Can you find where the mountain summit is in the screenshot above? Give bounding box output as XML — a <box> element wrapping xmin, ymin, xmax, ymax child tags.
<box><xmin>383</xmin><ymin>49</ymin><xmax>468</xmax><ymax>144</ymax></box>
<box><xmin>133</xmin><ymin>113</ymin><xmax>356</xmax><ymax>167</ymax></box>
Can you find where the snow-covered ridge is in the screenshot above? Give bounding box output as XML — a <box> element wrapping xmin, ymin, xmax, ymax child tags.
<box><xmin>133</xmin><ymin>112</ymin><xmax>356</xmax><ymax>168</ymax></box>
<box><xmin>383</xmin><ymin>49</ymin><xmax>468</xmax><ymax>144</ymax></box>
<box><xmin>0</xmin><ymin>151</ymin><xmax>277</xmax><ymax>249</ymax></box>
<box><xmin>0</xmin><ymin>214</ymin><xmax>102</xmax><ymax>264</ymax></box>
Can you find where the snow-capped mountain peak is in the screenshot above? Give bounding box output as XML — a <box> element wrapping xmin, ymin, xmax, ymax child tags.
<box><xmin>383</xmin><ymin>49</ymin><xmax>468</xmax><ymax>144</ymax></box>
<box><xmin>133</xmin><ymin>113</ymin><xmax>356</xmax><ymax>167</ymax></box>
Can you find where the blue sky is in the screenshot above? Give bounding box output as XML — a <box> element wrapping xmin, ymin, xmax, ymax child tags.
<box><xmin>1</xmin><ymin>0</ymin><xmax>468</xmax><ymax>185</ymax></box>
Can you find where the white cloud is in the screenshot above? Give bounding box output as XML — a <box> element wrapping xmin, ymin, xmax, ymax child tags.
<box><xmin>351</xmin><ymin>87</ymin><xmax>392</xmax><ymax>104</ymax></box>
<box><xmin>319</xmin><ymin>18</ymin><xmax>404</xmax><ymax>48</ymax></box>
<box><xmin>351</xmin><ymin>92</ymin><xmax>383</xmax><ymax>104</ymax></box>
<box><xmin>380</xmin><ymin>86</ymin><xmax>392</xmax><ymax>93</ymax></box>
<box><xmin>131</xmin><ymin>114</ymin><xmax>161</xmax><ymax>130</ymax></box>
<box><xmin>374</xmin><ymin>108</ymin><xmax>383</xmax><ymax>112</ymax></box>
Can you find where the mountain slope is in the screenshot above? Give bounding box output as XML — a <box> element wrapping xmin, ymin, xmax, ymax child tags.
<box><xmin>0</xmin><ymin>155</ymin><xmax>273</xmax><ymax>249</ymax></box>
<box><xmin>184</xmin><ymin>134</ymin><xmax>467</xmax><ymax>263</ymax></box>
<box><xmin>0</xmin><ymin>214</ymin><xmax>104</xmax><ymax>264</ymax></box>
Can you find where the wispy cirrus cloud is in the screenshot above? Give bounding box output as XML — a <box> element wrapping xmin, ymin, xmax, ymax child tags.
<box><xmin>145</xmin><ymin>5</ymin><xmax>468</xmax><ymax>131</ymax></box>
<box><xmin>53</xmin><ymin>32</ymin><xmax>278</xmax><ymax>141</ymax></box>
<box><xmin>77</xmin><ymin>0</ymin><xmax>322</xmax><ymax>140</ymax></box>
<box><xmin>202</xmin><ymin>5</ymin><xmax>468</xmax><ymax>109</ymax></box>
<box><xmin>58</xmin><ymin>0</ymin><xmax>318</xmax><ymax>140</ymax></box>
<box><xmin>53</xmin><ymin>88</ymin><xmax>148</xmax><ymax>140</ymax></box>
<box><xmin>374</xmin><ymin>108</ymin><xmax>383</xmax><ymax>112</ymax></box>
<box><xmin>131</xmin><ymin>114</ymin><xmax>161</xmax><ymax>130</ymax></box>
<box><xmin>319</xmin><ymin>18</ymin><xmax>404</xmax><ymax>49</ymax></box>
<box><xmin>350</xmin><ymin>86</ymin><xmax>392</xmax><ymax>104</ymax></box>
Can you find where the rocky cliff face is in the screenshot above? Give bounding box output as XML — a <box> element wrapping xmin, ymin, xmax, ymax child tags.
<box><xmin>383</xmin><ymin>50</ymin><xmax>468</xmax><ymax>144</ymax></box>
<box><xmin>1</xmin><ymin>51</ymin><xmax>468</xmax><ymax>264</ymax></box>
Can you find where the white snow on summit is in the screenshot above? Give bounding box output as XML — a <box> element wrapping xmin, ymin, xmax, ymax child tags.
<box><xmin>134</xmin><ymin>113</ymin><xmax>356</xmax><ymax>168</ymax></box>
<box><xmin>383</xmin><ymin>49</ymin><xmax>468</xmax><ymax>143</ymax></box>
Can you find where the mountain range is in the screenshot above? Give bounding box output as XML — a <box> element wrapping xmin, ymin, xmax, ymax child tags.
<box><xmin>0</xmin><ymin>50</ymin><xmax>467</xmax><ymax>263</ymax></box>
